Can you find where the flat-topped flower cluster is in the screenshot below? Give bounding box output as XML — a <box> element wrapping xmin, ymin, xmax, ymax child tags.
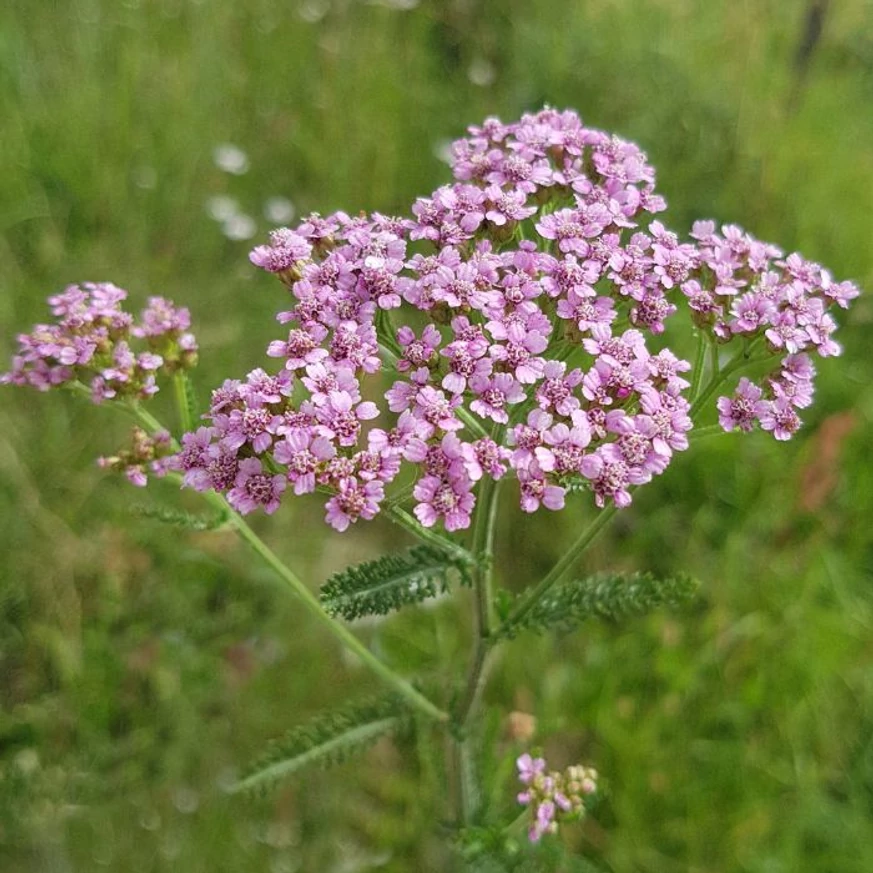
<box><xmin>3</xmin><ymin>109</ymin><xmax>859</xmax><ymax>532</ymax></box>
<box><xmin>177</xmin><ymin>109</ymin><xmax>699</xmax><ymax>530</ymax></box>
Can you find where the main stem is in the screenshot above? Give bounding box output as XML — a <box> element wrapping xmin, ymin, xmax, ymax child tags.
<box><xmin>443</xmin><ymin>333</ymin><xmax>757</xmax><ymax>821</ymax></box>
<box><xmin>456</xmin><ymin>477</ymin><xmax>501</xmax><ymax>725</ymax></box>
<box><xmin>450</xmin><ymin>475</ymin><xmax>501</xmax><ymax>826</ymax></box>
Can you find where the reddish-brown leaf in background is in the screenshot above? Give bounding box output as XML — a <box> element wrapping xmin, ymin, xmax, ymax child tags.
<box><xmin>799</xmin><ymin>411</ymin><xmax>857</xmax><ymax>512</ymax></box>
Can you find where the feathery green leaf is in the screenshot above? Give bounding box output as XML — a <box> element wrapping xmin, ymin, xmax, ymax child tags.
<box><xmin>233</xmin><ymin>695</ymin><xmax>404</xmax><ymax>795</ymax></box>
<box><xmin>320</xmin><ymin>544</ymin><xmax>473</xmax><ymax>621</ymax></box>
<box><xmin>130</xmin><ymin>503</ymin><xmax>229</xmax><ymax>531</ymax></box>
<box><xmin>497</xmin><ymin>571</ymin><xmax>699</xmax><ymax>640</ymax></box>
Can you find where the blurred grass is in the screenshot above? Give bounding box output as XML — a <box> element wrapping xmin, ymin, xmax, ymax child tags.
<box><xmin>1</xmin><ymin>0</ymin><xmax>872</xmax><ymax>870</ymax></box>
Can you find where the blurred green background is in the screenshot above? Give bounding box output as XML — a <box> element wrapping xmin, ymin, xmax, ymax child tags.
<box><xmin>1</xmin><ymin>0</ymin><xmax>872</xmax><ymax>870</ymax></box>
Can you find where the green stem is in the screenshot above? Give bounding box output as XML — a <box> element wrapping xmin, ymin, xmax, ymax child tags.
<box><xmin>690</xmin><ymin>423</ymin><xmax>731</xmax><ymax>441</ymax></box>
<box><xmin>478</xmin><ymin>477</ymin><xmax>502</xmax><ymax>631</ymax></box>
<box><xmin>451</xmin><ymin>475</ymin><xmax>502</xmax><ymax>826</ymax></box>
<box><xmin>218</xmin><ymin>504</ymin><xmax>448</xmax><ymax>722</ymax></box>
<box><xmin>388</xmin><ymin>506</ymin><xmax>474</xmax><ymax>564</ymax></box>
<box><xmin>690</xmin><ymin>342</ymin><xmax>772</xmax><ymax>420</ymax></box>
<box><xmin>129</xmin><ymin>402</ymin><xmax>176</xmax><ymax>446</ymax></box>
<box><xmin>689</xmin><ymin>332</ymin><xmax>707</xmax><ymax>401</ymax></box>
<box><xmin>499</xmin><ymin>504</ymin><xmax>618</xmax><ymax>635</ymax></box>
<box><xmin>173</xmin><ymin>372</ymin><xmax>194</xmax><ymax>433</ymax></box>
<box><xmin>709</xmin><ymin>340</ymin><xmax>720</xmax><ymax>383</ymax></box>
<box><xmin>456</xmin><ymin>477</ymin><xmax>500</xmax><ymax>724</ymax></box>
<box><xmin>99</xmin><ymin>390</ymin><xmax>449</xmax><ymax>724</ymax></box>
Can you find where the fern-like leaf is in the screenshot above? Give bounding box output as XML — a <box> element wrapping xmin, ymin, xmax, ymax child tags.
<box><xmin>497</xmin><ymin>571</ymin><xmax>699</xmax><ymax>640</ymax></box>
<box><xmin>233</xmin><ymin>695</ymin><xmax>404</xmax><ymax>796</ymax></box>
<box><xmin>130</xmin><ymin>503</ymin><xmax>229</xmax><ymax>531</ymax></box>
<box><xmin>320</xmin><ymin>545</ymin><xmax>472</xmax><ymax>621</ymax></box>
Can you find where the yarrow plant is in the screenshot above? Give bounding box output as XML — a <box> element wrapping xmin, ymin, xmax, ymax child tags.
<box><xmin>4</xmin><ymin>108</ymin><xmax>859</xmax><ymax>863</ymax></box>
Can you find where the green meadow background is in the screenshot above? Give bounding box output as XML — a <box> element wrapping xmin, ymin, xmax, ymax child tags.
<box><xmin>2</xmin><ymin>1</ymin><xmax>872</xmax><ymax>870</ymax></box>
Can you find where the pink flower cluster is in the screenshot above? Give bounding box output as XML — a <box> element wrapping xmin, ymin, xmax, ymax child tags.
<box><xmin>516</xmin><ymin>753</ymin><xmax>598</xmax><ymax>843</ymax></box>
<box><xmin>2</xmin><ymin>283</ymin><xmax>197</xmax><ymax>403</ymax></box>
<box><xmin>682</xmin><ymin>221</ymin><xmax>859</xmax><ymax>440</ymax></box>
<box><xmin>175</xmin><ymin>109</ymin><xmax>704</xmax><ymax>530</ymax></box>
<box><xmin>173</xmin><ymin>108</ymin><xmax>859</xmax><ymax>530</ymax></box>
<box><xmin>3</xmin><ymin>109</ymin><xmax>859</xmax><ymax>531</ymax></box>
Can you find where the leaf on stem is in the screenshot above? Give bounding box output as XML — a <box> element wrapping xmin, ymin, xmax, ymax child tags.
<box><xmin>130</xmin><ymin>503</ymin><xmax>229</xmax><ymax>531</ymax></box>
<box><xmin>232</xmin><ymin>695</ymin><xmax>405</xmax><ymax>796</ymax></box>
<box><xmin>320</xmin><ymin>544</ymin><xmax>473</xmax><ymax>621</ymax></box>
<box><xmin>496</xmin><ymin>571</ymin><xmax>699</xmax><ymax>640</ymax></box>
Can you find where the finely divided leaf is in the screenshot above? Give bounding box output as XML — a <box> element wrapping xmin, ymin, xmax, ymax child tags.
<box><xmin>130</xmin><ymin>503</ymin><xmax>229</xmax><ymax>531</ymax></box>
<box><xmin>232</xmin><ymin>696</ymin><xmax>404</xmax><ymax>795</ymax></box>
<box><xmin>320</xmin><ymin>545</ymin><xmax>472</xmax><ymax>621</ymax></box>
<box><xmin>498</xmin><ymin>571</ymin><xmax>699</xmax><ymax>640</ymax></box>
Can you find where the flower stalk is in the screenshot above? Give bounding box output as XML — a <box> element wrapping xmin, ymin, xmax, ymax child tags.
<box><xmin>450</xmin><ymin>474</ymin><xmax>502</xmax><ymax>825</ymax></box>
<box><xmin>105</xmin><ymin>392</ymin><xmax>452</xmax><ymax>724</ymax></box>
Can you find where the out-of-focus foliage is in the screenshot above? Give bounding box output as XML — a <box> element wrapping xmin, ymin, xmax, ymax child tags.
<box><xmin>1</xmin><ymin>0</ymin><xmax>871</xmax><ymax>870</ymax></box>
<box><xmin>234</xmin><ymin>694</ymin><xmax>405</xmax><ymax>797</ymax></box>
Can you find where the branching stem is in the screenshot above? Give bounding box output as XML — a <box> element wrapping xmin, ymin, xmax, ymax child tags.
<box><xmin>94</xmin><ymin>389</ymin><xmax>449</xmax><ymax>724</ymax></box>
<box><xmin>173</xmin><ymin>372</ymin><xmax>194</xmax><ymax>433</ymax></box>
<box><xmin>690</xmin><ymin>332</ymin><xmax>707</xmax><ymax>400</ymax></box>
<box><xmin>450</xmin><ymin>474</ymin><xmax>502</xmax><ymax>825</ymax></box>
<box><xmin>498</xmin><ymin>504</ymin><xmax>618</xmax><ymax>636</ymax></box>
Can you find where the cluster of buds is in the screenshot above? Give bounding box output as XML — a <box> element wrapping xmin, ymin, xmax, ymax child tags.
<box><xmin>516</xmin><ymin>753</ymin><xmax>598</xmax><ymax>842</ymax></box>
<box><xmin>2</xmin><ymin>283</ymin><xmax>197</xmax><ymax>403</ymax></box>
<box><xmin>97</xmin><ymin>427</ymin><xmax>175</xmax><ymax>487</ymax></box>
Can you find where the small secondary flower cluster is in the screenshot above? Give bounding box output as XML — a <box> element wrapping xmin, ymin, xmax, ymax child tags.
<box><xmin>175</xmin><ymin>109</ymin><xmax>699</xmax><ymax>530</ymax></box>
<box><xmin>516</xmin><ymin>753</ymin><xmax>598</xmax><ymax>843</ymax></box>
<box><xmin>98</xmin><ymin>426</ymin><xmax>175</xmax><ymax>487</ymax></box>
<box><xmin>2</xmin><ymin>283</ymin><xmax>197</xmax><ymax>403</ymax></box>
<box><xmin>684</xmin><ymin>222</ymin><xmax>859</xmax><ymax>440</ymax></box>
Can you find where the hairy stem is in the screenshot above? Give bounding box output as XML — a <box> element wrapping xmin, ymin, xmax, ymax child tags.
<box><xmin>173</xmin><ymin>371</ymin><xmax>194</xmax><ymax>433</ymax></box>
<box><xmin>709</xmin><ymin>339</ymin><xmax>720</xmax><ymax>383</ymax></box>
<box><xmin>388</xmin><ymin>506</ymin><xmax>474</xmax><ymax>564</ymax></box>
<box><xmin>456</xmin><ymin>476</ymin><xmax>501</xmax><ymax>723</ymax></box>
<box><xmin>498</xmin><ymin>504</ymin><xmax>618</xmax><ymax>635</ymax></box>
<box><xmin>450</xmin><ymin>475</ymin><xmax>502</xmax><ymax>826</ymax></box>
<box><xmin>690</xmin><ymin>423</ymin><xmax>732</xmax><ymax>441</ymax></box>
<box><xmin>131</xmin><ymin>402</ymin><xmax>176</xmax><ymax>445</ymax></box>
<box><xmin>689</xmin><ymin>332</ymin><xmax>707</xmax><ymax>400</ymax></box>
<box><xmin>104</xmin><ymin>391</ymin><xmax>449</xmax><ymax>724</ymax></box>
<box><xmin>690</xmin><ymin>340</ymin><xmax>772</xmax><ymax>420</ymax></box>
<box><xmin>219</xmin><ymin>504</ymin><xmax>448</xmax><ymax>722</ymax></box>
